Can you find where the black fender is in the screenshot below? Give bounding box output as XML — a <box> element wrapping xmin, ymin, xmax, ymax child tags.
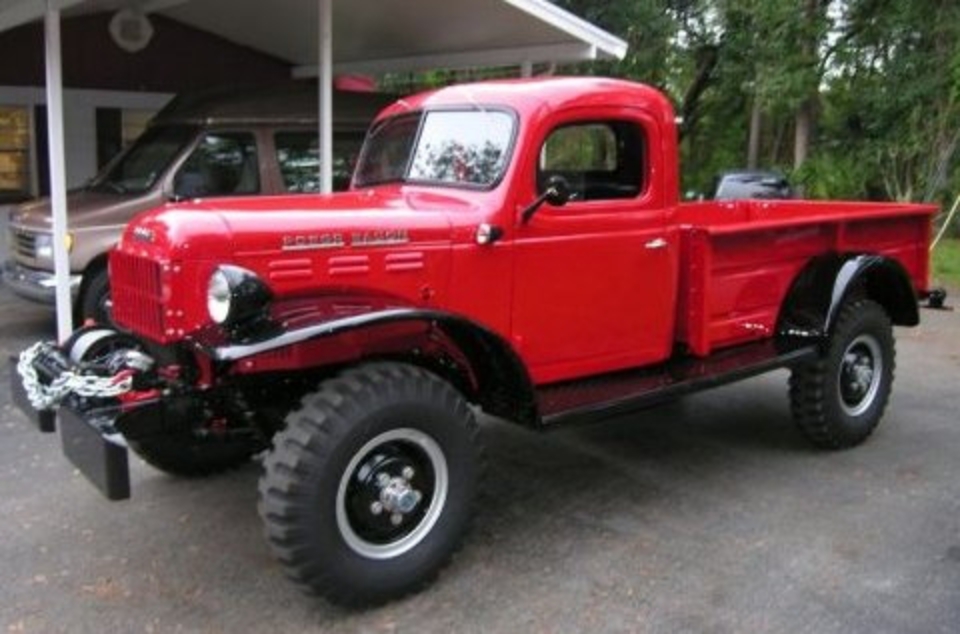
<box><xmin>778</xmin><ymin>253</ymin><xmax>919</xmax><ymax>342</ymax></box>
<box><xmin>192</xmin><ymin>299</ymin><xmax>539</xmax><ymax>426</ymax></box>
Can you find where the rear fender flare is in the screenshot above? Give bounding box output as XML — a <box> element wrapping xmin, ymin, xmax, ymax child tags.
<box><xmin>778</xmin><ymin>253</ymin><xmax>919</xmax><ymax>343</ymax></box>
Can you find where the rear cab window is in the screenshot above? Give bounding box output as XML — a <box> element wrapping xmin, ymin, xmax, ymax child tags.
<box><xmin>537</xmin><ymin>121</ymin><xmax>645</xmax><ymax>202</ymax></box>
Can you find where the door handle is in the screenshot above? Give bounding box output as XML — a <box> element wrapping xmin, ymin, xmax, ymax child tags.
<box><xmin>645</xmin><ymin>238</ymin><xmax>668</xmax><ymax>250</ymax></box>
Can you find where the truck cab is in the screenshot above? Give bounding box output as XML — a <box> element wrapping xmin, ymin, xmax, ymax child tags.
<box><xmin>14</xmin><ymin>77</ymin><xmax>936</xmax><ymax>607</ymax></box>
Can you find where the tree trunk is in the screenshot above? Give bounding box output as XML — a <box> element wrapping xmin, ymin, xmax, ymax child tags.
<box><xmin>794</xmin><ymin>0</ymin><xmax>823</xmax><ymax>170</ymax></box>
<box><xmin>678</xmin><ymin>45</ymin><xmax>720</xmax><ymax>140</ymax></box>
<box><xmin>747</xmin><ymin>100</ymin><xmax>762</xmax><ymax>169</ymax></box>
<box><xmin>794</xmin><ymin>99</ymin><xmax>813</xmax><ymax>169</ymax></box>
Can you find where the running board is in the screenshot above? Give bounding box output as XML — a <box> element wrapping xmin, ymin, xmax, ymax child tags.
<box><xmin>537</xmin><ymin>341</ymin><xmax>818</xmax><ymax>426</ymax></box>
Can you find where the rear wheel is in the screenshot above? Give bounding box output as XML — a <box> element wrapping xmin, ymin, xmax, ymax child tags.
<box><xmin>790</xmin><ymin>299</ymin><xmax>895</xmax><ymax>449</ymax></box>
<box><xmin>259</xmin><ymin>362</ymin><xmax>483</xmax><ymax>606</ymax></box>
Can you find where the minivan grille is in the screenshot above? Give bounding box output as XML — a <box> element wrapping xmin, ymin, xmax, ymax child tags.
<box><xmin>110</xmin><ymin>251</ymin><xmax>165</xmax><ymax>341</ymax></box>
<box><xmin>12</xmin><ymin>229</ymin><xmax>37</xmax><ymax>259</ymax></box>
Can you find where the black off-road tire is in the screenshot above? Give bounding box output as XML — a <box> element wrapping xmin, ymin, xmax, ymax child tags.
<box><xmin>790</xmin><ymin>298</ymin><xmax>895</xmax><ymax>449</ymax></box>
<box><xmin>258</xmin><ymin>362</ymin><xmax>483</xmax><ymax>607</ymax></box>
<box><xmin>130</xmin><ymin>435</ymin><xmax>262</xmax><ymax>477</ymax></box>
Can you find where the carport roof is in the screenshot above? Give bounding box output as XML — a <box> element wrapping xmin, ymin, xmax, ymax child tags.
<box><xmin>0</xmin><ymin>0</ymin><xmax>627</xmax><ymax>73</ymax></box>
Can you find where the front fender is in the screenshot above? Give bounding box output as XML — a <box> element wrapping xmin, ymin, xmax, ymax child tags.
<box><xmin>188</xmin><ymin>295</ymin><xmax>539</xmax><ymax>425</ymax></box>
<box><xmin>187</xmin><ymin>293</ymin><xmax>444</xmax><ymax>361</ymax></box>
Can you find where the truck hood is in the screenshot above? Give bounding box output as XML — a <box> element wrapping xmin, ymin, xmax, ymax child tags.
<box><xmin>123</xmin><ymin>187</ymin><xmax>484</xmax><ymax>260</ymax></box>
<box><xmin>8</xmin><ymin>189</ymin><xmax>158</xmax><ymax>231</ymax></box>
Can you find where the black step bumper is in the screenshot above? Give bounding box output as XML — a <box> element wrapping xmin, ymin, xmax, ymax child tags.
<box><xmin>9</xmin><ymin>355</ymin><xmax>142</xmax><ymax>501</ymax></box>
<box><xmin>59</xmin><ymin>406</ymin><xmax>131</xmax><ymax>501</ymax></box>
<box><xmin>10</xmin><ymin>356</ymin><xmax>131</xmax><ymax>500</ymax></box>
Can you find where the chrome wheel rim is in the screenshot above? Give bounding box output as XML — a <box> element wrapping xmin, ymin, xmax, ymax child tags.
<box><xmin>336</xmin><ymin>428</ymin><xmax>448</xmax><ymax>560</ymax></box>
<box><xmin>838</xmin><ymin>334</ymin><xmax>883</xmax><ymax>417</ymax></box>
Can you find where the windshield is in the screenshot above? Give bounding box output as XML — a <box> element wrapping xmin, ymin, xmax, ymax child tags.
<box><xmin>354</xmin><ymin>109</ymin><xmax>515</xmax><ymax>189</ymax></box>
<box><xmin>89</xmin><ymin>125</ymin><xmax>197</xmax><ymax>195</ymax></box>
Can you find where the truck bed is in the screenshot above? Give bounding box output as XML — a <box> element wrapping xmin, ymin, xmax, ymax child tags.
<box><xmin>672</xmin><ymin>199</ymin><xmax>935</xmax><ymax>357</ymax></box>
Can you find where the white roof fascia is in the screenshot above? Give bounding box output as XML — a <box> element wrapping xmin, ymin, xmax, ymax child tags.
<box><xmin>500</xmin><ymin>0</ymin><xmax>627</xmax><ymax>60</ymax></box>
<box><xmin>293</xmin><ymin>42</ymin><xmax>600</xmax><ymax>78</ymax></box>
<box><xmin>0</xmin><ymin>0</ymin><xmax>83</xmax><ymax>32</ymax></box>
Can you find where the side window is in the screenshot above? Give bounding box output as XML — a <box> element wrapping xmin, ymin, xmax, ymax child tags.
<box><xmin>537</xmin><ymin>121</ymin><xmax>645</xmax><ymax>202</ymax></box>
<box><xmin>274</xmin><ymin>131</ymin><xmax>364</xmax><ymax>193</ymax></box>
<box><xmin>174</xmin><ymin>132</ymin><xmax>259</xmax><ymax>198</ymax></box>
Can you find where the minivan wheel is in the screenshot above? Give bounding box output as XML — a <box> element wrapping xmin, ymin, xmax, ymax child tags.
<box><xmin>79</xmin><ymin>268</ymin><xmax>112</xmax><ymax>326</ymax></box>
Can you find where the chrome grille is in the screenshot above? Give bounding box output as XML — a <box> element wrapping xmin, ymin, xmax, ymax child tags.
<box><xmin>110</xmin><ymin>251</ymin><xmax>166</xmax><ymax>341</ymax></box>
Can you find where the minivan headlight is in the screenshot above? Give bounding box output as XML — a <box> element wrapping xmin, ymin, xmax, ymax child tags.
<box><xmin>34</xmin><ymin>234</ymin><xmax>53</xmax><ymax>260</ymax></box>
<box><xmin>206</xmin><ymin>265</ymin><xmax>273</xmax><ymax>327</ymax></box>
<box><xmin>33</xmin><ymin>233</ymin><xmax>74</xmax><ymax>261</ymax></box>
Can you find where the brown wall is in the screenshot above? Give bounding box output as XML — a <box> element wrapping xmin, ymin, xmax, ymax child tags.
<box><xmin>0</xmin><ymin>13</ymin><xmax>292</xmax><ymax>92</ymax></box>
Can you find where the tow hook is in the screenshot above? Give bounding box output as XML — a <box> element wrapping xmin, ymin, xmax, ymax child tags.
<box><xmin>925</xmin><ymin>288</ymin><xmax>950</xmax><ymax>310</ymax></box>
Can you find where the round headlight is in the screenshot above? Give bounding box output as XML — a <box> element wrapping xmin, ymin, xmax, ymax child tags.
<box><xmin>207</xmin><ymin>269</ymin><xmax>232</xmax><ymax>324</ymax></box>
<box><xmin>206</xmin><ymin>265</ymin><xmax>273</xmax><ymax>329</ymax></box>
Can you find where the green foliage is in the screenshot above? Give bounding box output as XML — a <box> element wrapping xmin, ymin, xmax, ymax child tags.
<box><xmin>932</xmin><ymin>239</ymin><xmax>960</xmax><ymax>289</ymax></box>
<box><xmin>385</xmin><ymin>0</ymin><xmax>960</xmax><ymax>205</ymax></box>
<box><xmin>555</xmin><ymin>0</ymin><xmax>960</xmax><ymax>205</ymax></box>
<box><xmin>792</xmin><ymin>155</ymin><xmax>858</xmax><ymax>201</ymax></box>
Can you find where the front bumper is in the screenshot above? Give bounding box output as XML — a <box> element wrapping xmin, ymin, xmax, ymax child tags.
<box><xmin>9</xmin><ymin>337</ymin><xmax>182</xmax><ymax>501</ymax></box>
<box><xmin>3</xmin><ymin>259</ymin><xmax>82</xmax><ymax>304</ymax></box>
<box><xmin>10</xmin><ymin>355</ymin><xmax>131</xmax><ymax>499</ymax></box>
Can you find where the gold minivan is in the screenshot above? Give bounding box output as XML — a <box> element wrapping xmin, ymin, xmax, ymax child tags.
<box><xmin>4</xmin><ymin>83</ymin><xmax>391</xmax><ymax>323</ymax></box>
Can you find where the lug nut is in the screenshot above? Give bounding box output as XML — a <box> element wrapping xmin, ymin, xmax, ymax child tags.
<box><xmin>402</xmin><ymin>466</ymin><xmax>415</xmax><ymax>480</ymax></box>
<box><xmin>391</xmin><ymin>513</ymin><xmax>403</xmax><ymax>526</ymax></box>
<box><xmin>370</xmin><ymin>501</ymin><xmax>383</xmax><ymax>515</ymax></box>
<box><xmin>377</xmin><ymin>472</ymin><xmax>390</xmax><ymax>487</ymax></box>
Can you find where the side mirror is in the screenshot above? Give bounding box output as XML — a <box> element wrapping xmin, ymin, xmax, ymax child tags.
<box><xmin>543</xmin><ymin>175</ymin><xmax>571</xmax><ymax>207</ymax></box>
<box><xmin>521</xmin><ymin>175</ymin><xmax>572</xmax><ymax>224</ymax></box>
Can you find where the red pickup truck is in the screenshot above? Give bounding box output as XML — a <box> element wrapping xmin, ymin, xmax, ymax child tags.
<box><xmin>15</xmin><ymin>77</ymin><xmax>936</xmax><ymax>606</ymax></box>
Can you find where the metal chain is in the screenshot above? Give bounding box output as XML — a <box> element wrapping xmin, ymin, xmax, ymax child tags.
<box><xmin>17</xmin><ymin>342</ymin><xmax>134</xmax><ymax>411</ymax></box>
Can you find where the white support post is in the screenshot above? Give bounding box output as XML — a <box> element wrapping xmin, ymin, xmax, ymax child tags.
<box><xmin>520</xmin><ymin>60</ymin><xmax>533</xmax><ymax>77</ymax></box>
<box><xmin>318</xmin><ymin>0</ymin><xmax>333</xmax><ymax>194</ymax></box>
<box><xmin>45</xmin><ymin>1</ymin><xmax>72</xmax><ymax>341</ymax></box>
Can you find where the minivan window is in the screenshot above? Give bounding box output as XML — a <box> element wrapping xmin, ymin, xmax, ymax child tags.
<box><xmin>274</xmin><ymin>131</ymin><xmax>365</xmax><ymax>193</ymax></box>
<box><xmin>89</xmin><ymin>124</ymin><xmax>196</xmax><ymax>195</ymax></box>
<box><xmin>174</xmin><ymin>132</ymin><xmax>259</xmax><ymax>198</ymax></box>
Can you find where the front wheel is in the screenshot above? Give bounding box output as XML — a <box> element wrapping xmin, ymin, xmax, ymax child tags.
<box><xmin>258</xmin><ymin>363</ymin><xmax>483</xmax><ymax>606</ymax></box>
<box><xmin>790</xmin><ymin>298</ymin><xmax>895</xmax><ymax>449</ymax></box>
